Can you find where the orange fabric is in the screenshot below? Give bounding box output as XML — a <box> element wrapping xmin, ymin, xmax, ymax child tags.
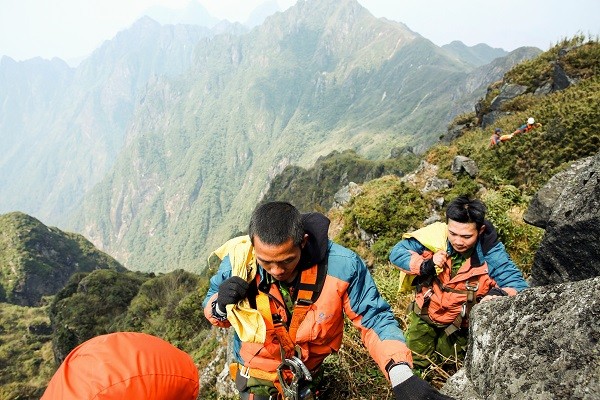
<box><xmin>414</xmin><ymin>257</ymin><xmax>497</xmax><ymax>326</ymax></box>
<box><xmin>41</xmin><ymin>332</ymin><xmax>199</xmax><ymax>400</ymax></box>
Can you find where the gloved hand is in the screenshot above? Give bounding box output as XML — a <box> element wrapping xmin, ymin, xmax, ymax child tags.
<box><xmin>392</xmin><ymin>375</ymin><xmax>455</xmax><ymax>400</ymax></box>
<box><xmin>420</xmin><ymin>259</ymin><xmax>436</xmax><ymax>276</ymax></box>
<box><xmin>486</xmin><ymin>287</ymin><xmax>507</xmax><ymax>297</ymax></box>
<box><xmin>217</xmin><ymin>276</ymin><xmax>249</xmax><ymax>314</ymax></box>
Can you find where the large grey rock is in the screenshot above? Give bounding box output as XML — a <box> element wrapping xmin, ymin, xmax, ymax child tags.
<box><xmin>524</xmin><ymin>156</ymin><xmax>594</xmax><ymax>228</ymax></box>
<box><xmin>552</xmin><ymin>61</ymin><xmax>574</xmax><ymax>91</ymax></box>
<box><xmin>451</xmin><ymin>156</ymin><xmax>479</xmax><ymax>178</ymax></box>
<box><xmin>489</xmin><ymin>83</ymin><xmax>528</xmax><ymax>111</ymax></box>
<box><xmin>529</xmin><ymin>152</ymin><xmax>600</xmax><ymax>285</ymax></box>
<box><xmin>481</xmin><ymin>110</ymin><xmax>506</xmax><ymax>128</ymax></box>
<box><xmin>442</xmin><ymin>277</ymin><xmax>600</xmax><ymax>400</ymax></box>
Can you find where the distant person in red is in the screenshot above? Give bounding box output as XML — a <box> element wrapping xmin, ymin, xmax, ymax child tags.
<box><xmin>511</xmin><ymin>117</ymin><xmax>542</xmax><ymax>136</ymax></box>
<box><xmin>489</xmin><ymin>128</ymin><xmax>502</xmax><ymax>147</ymax></box>
<box><xmin>41</xmin><ymin>332</ymin><xmax>199</xmax><ymax>400</ymax></box>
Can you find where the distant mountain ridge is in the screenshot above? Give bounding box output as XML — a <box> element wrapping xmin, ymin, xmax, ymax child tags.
<box><xmin>442</xmin><ymin>40</ymin><xmax>508</xmax><ymax>67</ymax></box>
<box><xmin>0</xmin><ymin>0</ymin><xmax>540</xmax><ymax>272</ymax></box>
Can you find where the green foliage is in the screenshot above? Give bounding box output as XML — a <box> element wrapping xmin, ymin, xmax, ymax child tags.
<box><xmin>505</xmin><ymin>35</ymin><xmax>599</xmax><ymax>88</ymax></box>
<box><xmin>471</xmin><ymin>76</ymin><xmax>600</xmax><ymax>192</ymax></box>
<box><xmin>0</xmin><ymin>211</ymin><xmax>124</xmax><ymax>306</ymax></box>
<box><xmin>115</xmin><ymin>269</ymin><xmax>211</xmax><ymax>347</ymax></box>
<box><xmin>48</xmin><ymin>269</ymin><xmax>151</xmax><ymax>364</ymax></box>
<box><xmin>263</xmin><ymin>149</ymin><xmax>420</xmax><ymax>213</ymax></box>
<box><xmin>449</xmin><ymin>111</ymin><xmax>477</xmax><ymax>128</ymax></box>
<box><xmin>441</xmin><ymin>175</ymin><xmax>480</xmax><ymax>200</ymax></box>
<box><xmin>335</xmin><ymin>176</ymin><xmax>428</xmax><ymax>263</ymax></box>
<box><xmin>0</xmin><ymin>303</ymin><xmax>54</xmax><ymax>399</ymax></box>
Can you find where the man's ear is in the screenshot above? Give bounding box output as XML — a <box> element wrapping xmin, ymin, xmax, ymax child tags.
<box><xmin>479</xmin><ymin>224</ymin><xmax>486</xmax><ymax>235</ymax></box>
<box><xmin>301</xmin><ymin>234</ymin><xmax>309</xmax><ymax>248</ymax></box>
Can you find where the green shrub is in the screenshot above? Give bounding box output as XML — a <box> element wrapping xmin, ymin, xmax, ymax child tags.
<box><xmin>335</xmin><ymin>176</ymin><xmax>428</xmax><ymax>263</ymax></box>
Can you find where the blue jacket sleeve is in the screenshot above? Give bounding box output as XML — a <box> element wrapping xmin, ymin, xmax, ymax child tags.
<box><xmin>485</xmin><ymin>242</ymin><xmax>528</xmax><ymax>292</ymax></box>
<box><xmin>340</xmin><ymin>247</ymin><xmax>405</xmax><ymax>342</ymax></box>
<box><xmin>202</xmin><ymin>255</ymin><xmax>233</xmax><ymax>308</ymax></box>
<box><xmin>388</xmin><ymin>238</ymin><xmax>427</xmax><ymax>272</ymax></box>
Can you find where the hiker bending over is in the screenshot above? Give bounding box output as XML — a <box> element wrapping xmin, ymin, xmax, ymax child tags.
<box><xmin>204</xmin><ymin>201</ymin><xmax>452</xmax><ymax>399</ymax></box>
<box><xmin>389</xmin><ymin>195</ymin><xmax>528</xmax><ymax>371</ymax></box>
<box><xmin>511</xmin><ymin>117</ymin><xmax>542</xmax><ymax>136</ymax></box>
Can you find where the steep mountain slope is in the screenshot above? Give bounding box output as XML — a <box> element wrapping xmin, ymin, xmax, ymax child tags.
<box><xmin>70</xmin><ymin>0</ymin><xmax>496</xmax><ymax>272</ymax></box>
<box><xmin>0</xmin><ymin>212</ymin><xmax>124</xmax><ymax>306</ymax></box>
<box><xmin>0</xmin><ymin>18</ymin><xmax>216</xmax><ymax>225</ymax></box>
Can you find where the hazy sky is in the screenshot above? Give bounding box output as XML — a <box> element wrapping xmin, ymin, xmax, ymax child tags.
<box><xmin>1</xmin><ymin>0</ymin><xmax>599</xmax><ymax>63</ymax></box>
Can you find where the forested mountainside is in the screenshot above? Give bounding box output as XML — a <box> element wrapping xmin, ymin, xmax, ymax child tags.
<box><xmin>1</xmin><ymin>35</ymin><xmax>597</xmax><ymax>400</ymax></box>
<box><xmin>0</xmin><ymin>18</ymin><xmax>228</xmax><ymax>225</ymax></box>
<box><xmin>0</xmin><ymin>212</ymin><xmax>124</xmax><ymax>307</ymax></box>
<box><xmin>61</xmin><ymin>0</ymin><xmax>536</xmax><ymax>273</ymax></box>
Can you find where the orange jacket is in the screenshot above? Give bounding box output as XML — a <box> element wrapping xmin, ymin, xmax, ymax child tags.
<box><xmin>390</xmin><ymin>221</ymin><xmax>528</xmax><ymax>327</ymax></box>
<box><xmin>41</xmin><ymin>332</ymin><xmax>199</xmax><ymax>400</ymax></box>
<box><xmin>204</xmin><ymin>213</ymin><xmax>412</xmax><ymax>378</ymax></box>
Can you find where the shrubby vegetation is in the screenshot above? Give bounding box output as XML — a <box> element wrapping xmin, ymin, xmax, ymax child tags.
<box><xmin>263</xmin><ymin>149</ymin><xmax>420</xmax><ymax>213</ymax></box>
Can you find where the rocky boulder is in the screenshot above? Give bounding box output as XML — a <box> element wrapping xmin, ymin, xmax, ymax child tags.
<box><xmin>442</xmin><ymin>276</ymin><xmax>600</xmax><ymax>400</ymax></box>
<box><xmin>526</xmin><ymin>152</ymin><xmax>600</xmax><ymax>286</ymax></box>
<box><xmin>451</xmin><ymin>156</ymin><xmax>479</xmax><ymax>178</ymax></box>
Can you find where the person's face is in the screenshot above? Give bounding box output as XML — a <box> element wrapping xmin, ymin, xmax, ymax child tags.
<box><xmin>447</xmin><ymin>219</ymin><xmax>484</xmax><ymax>255</ymax></box>
<box><xmin>253</xmin><ymin>235</ymin><xmax>307</xmax><ymax>282</ymax></box>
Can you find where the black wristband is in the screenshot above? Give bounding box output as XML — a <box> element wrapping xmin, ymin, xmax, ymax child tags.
<box><xmin>211</xmin><ymin>299</ymin><xmax>228</xmax><ymax>321</ymax></box>
<box><xmin>385</xmin><ymin>360</ymin><xmax>410</xmax><ymax>373</ymax></box>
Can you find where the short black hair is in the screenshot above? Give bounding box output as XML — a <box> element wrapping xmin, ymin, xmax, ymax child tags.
<box><xmin>248</xmin><ymin>201</ymin><xmax>304</xmax><ymax>246</ymax></box>
<box><xmin>445</xmin><ymin>195</ymin><xmax>487</xmax><ymax>230</ymax></box>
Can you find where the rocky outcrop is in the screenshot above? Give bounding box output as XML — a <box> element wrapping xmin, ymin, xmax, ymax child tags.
<box><xmin>479</xmin><ymin>83</ymin><xmax>527</xmax><ymax>128</ymax></box>
<box><xmin>200</xmin><ymin>328</ymin><xmax>237</xmax><ymax>399</ymax></box>
<box><xmin>526</xmin><ymin>152</ymin><xmax>600</xmax><ymax>286</ymax></box>
<box><xmin>524</xmin><ymin>156</ymin><xmax>594</xmax><ymax>229</ymax></box>
<box><xmin>451</xmin><ymin>156</ymin><xmax>479</xmax><ymax>178</ymax></box>
<box><xmin>443</xmin><ymin>151</ymin><xmax>600</xmax><ymax>399</ymax></box>
<box><xmin>442</xmin><ymin>277</ymin><xmax>600</xmax><ymax>400</ymax></box>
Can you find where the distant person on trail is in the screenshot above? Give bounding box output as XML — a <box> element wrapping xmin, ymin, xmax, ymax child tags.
<box><xmin>511</xmin><ymin>117</ymin><xmax>542</xmax><ymax>136</ymax></box>
<box><xmin>41</xmin><ymin>332</ymin><xmax>199</xmax><ymax>400</ymax></box>
<box><xmin>203</xmin><ymin>201</ymin><xmax>453</xmax><ymax>400</ymax></box>
<box><xmin>489</xmin><ymin>128</ymin><xmax>502</xmax><ymax>147</ymax></box>
<box><xmin>389</xmin><ymin>196</ymin><xmax>528</xmax><ymax>371</ymax></box>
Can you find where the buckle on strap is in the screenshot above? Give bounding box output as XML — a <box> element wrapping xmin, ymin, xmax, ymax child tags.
<box><xmin>240</xmin><ymin>365</ymin><xmax>251</xmax><ymax>379</ymax></box>
<box><xmin>423</xmin><ymin>288</ymin><xmax>433</xmax><ymax>301</ymax></box>
<box><xmin>465</xmin><ymin>280</ymin><xmax>479</xmax><ymax>303</ymax></box>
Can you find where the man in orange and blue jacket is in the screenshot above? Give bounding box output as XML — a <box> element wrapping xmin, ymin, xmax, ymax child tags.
<box><xmin>204</xmin><ymin>201</ymin><xmax>452</xmax><ymax>399</ymax></box>
<box><xmin>389</xmin><ymin>195</ymin><xmax>528</xmax><ymax>371</ymax></box>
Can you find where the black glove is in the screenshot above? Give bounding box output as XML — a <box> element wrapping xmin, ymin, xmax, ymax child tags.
<box><xmin>486</xmin><ymin>287</ymin><xmax>508</xmax><ymax>297</ymax></box>
<box><xmin>420</xmin><ymin>259</ymin><xmax>436</xmax><ymax>276</ymax></box>
<box><xmin>393</xmin><ymin>375</ymin><xmax>455</xmax><ymax>400</ymax></box>
<box><xmin>217</xmin><ymin>276</ymin><xmax>249</xmax><ymax>313</ymax></box>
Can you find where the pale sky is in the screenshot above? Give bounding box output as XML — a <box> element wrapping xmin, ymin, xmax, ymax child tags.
<box><xmin>1</xmin><ymin>0</ymin><xmax>599</xmax><ymax>64</ymax></box>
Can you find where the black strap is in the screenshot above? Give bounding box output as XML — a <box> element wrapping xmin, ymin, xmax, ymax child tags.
<box><xmin>294</xmin><ymin>260</ymin><xmax>328</xmax><ymax>303</ymax></box>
